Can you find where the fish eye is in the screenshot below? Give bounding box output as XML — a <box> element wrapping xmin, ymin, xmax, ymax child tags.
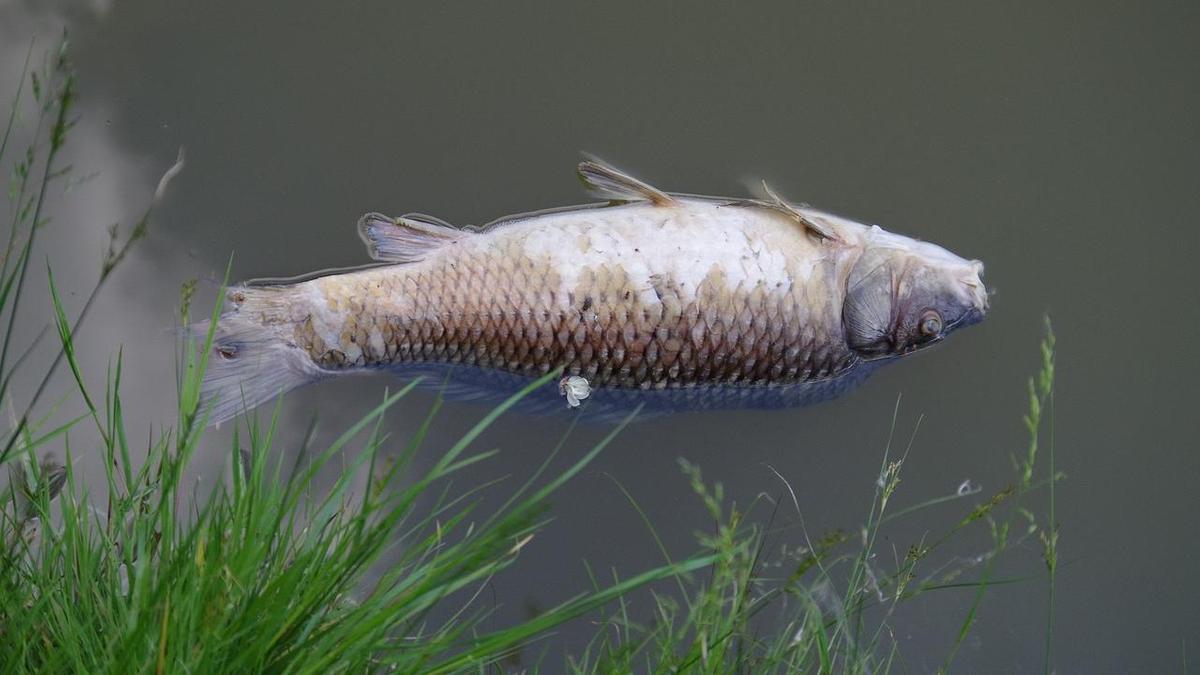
<box><xmin>918</xmin><ymin>309</ymin><xmax>943</xmax><ymax>338</ymax></box>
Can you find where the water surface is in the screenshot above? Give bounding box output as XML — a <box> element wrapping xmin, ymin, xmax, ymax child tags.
<box><xmin>4</xmin><ymin>1</ymin><xmax>1198</xmax><ymax>670</ymax></box>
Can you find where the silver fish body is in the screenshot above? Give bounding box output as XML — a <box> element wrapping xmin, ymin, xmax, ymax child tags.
<box><xmin>201</xmin><ymin>161</ymin><xmax>987</xmax><ymax>423</ymax></box>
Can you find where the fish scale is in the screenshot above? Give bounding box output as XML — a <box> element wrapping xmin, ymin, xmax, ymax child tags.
<box><xmin>199</xmin><ymin>160</ymin><xmax>987</xmax><ymax>425</ymax></box>
<box><xmin>291</xmin><ymin>237</ymin><xmax>854</xmax><ymax>391</ymax></box>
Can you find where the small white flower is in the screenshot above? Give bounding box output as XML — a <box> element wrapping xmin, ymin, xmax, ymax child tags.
<box><xmin>559</xmin><ymin>375</ymin><xmax>591</xmax><ymax>408</ymax></box>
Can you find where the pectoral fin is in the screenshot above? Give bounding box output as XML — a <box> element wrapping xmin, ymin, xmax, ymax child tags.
<box><xmin>576</xmin><ymin>158</ymin><xmax>677</xmax><ymax>207</ymax></box>
<box><xmin>741</xmin><ymin>181</ymin><xmax>839</xmax><ymax>242</ymax></box>
<box><xmin>358</xmin><ymin>212</ymin><xmax>464</xmax><ymax>263</ymax></box>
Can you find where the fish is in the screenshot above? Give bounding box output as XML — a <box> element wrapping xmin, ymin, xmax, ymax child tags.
<box><xmin>198</xmin><ymin>159</ymin><xmax>988</xmax><ymax>424</ymax></box>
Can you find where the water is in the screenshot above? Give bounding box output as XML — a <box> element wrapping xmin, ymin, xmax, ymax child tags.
<box><xmin>4</xmin><ymin>0</ymin><xmax>1198</xmax><ymax>670</ymax></box>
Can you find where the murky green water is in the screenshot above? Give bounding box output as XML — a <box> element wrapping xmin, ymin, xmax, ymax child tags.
<box><xmin>4</xmin><ymin>0</ymin><xmax>1198</xmax><ymax>670</ymax></box>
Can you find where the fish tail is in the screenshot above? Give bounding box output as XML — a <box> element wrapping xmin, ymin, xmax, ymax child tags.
<box><xmin>195</xmin><ymin>284</ymin><xmax>325</xmax><ymax>425</ymax></box>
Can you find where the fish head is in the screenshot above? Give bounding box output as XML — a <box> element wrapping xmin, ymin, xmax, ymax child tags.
<box><xmin>843</xmin><ymin>228</ymin><xmax>988</xmax><ymax>360</ymax></box>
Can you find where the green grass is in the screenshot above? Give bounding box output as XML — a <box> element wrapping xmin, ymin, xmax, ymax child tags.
<box><xmin>1</xmin><ymin>37</ymin><xmax>1062</xmax><ymax>673</ymax></box>
<box><xmin>564</xmin><ymin>330</ymin><xmax>1058</xmax><ymax>674</ymax></box>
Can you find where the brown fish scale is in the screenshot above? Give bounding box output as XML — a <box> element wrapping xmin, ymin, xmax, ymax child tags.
<box><xmin>299</xmin><ymin>240</ymin><xmax>858</xmax><ymax>388</ymax></box>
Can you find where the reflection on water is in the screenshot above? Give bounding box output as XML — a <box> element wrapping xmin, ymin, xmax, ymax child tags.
<box><xmin>5</xmin><ymin>0</ymin><xmax>1199</xmax><ymax>670</ymax></box>
<box><xmin>374</xmin><ymin>361</ymin><xmax>880</xmax><ymax>424</ymax></box>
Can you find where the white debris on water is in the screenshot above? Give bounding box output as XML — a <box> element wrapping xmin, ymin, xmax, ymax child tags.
<box><xmin>559</xmin><ymin>375</ymin><xmax>591</xmax><ymax>408</ymax></box>
<box><xmin>957</xmin><ymin>479</ymin><xmax>981</xmax><ymax>496</ymax></box>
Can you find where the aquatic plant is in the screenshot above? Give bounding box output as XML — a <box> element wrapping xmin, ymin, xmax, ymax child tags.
<box><xmin>0</xmin><ymin>37</ymin><xmax>1060</xmax><ymax>673</ymax></box>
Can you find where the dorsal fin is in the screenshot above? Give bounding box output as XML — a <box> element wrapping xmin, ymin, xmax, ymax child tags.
<box><xmin>742</xmin><ymin>180</ymin><xmax>839</xmax><ymax>241</ymax></box>
<box><xmin>358</xmin><ymin>212</ymin><xmax>465</xmax><ymax>263</ymax></box>
<box><xmin>577</xmin><ymin>159</ymin><xmax>677</xmax><ymax>207</ymax></box>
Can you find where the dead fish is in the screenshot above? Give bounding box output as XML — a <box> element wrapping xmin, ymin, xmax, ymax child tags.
<box><xmin>199</xmin><ymin>159</ymin><xmax>987</xmax><ymax>424</ymax></box>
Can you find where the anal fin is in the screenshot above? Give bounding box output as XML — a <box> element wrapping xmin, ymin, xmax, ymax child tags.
<box><xmin>358</xmin><ymin>212</ymin><xmax>465</xmax><ymax>263</ymax></box>
<box><xmin>577</xmin><ymin>158</ymin><xmax>677</xmax><ymax>207</ymax></box>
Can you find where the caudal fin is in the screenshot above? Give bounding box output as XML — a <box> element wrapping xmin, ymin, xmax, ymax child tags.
<box><xmin>196</xmin><ymin>285</ymin><xmax>325</xmax><ymax>426</ymax></box>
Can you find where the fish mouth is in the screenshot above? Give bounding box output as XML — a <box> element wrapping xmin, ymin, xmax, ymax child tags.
<box><xmin>949</xmin><ymin>306</ymin><xmax>987</xmax><ymax>331</ymax></box>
